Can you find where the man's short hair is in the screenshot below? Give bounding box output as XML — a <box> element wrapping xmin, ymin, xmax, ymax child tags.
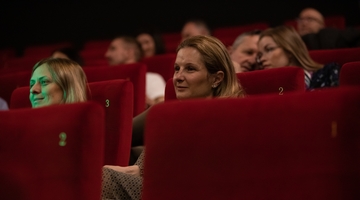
<box><xmin>115</xmin><ymin>35</ymin><xmax>143</xmax><ymax>61</ymax></box>
<box><xmin>232</xmin><ymin>29</ymin><xmax>262</xmax><ymax>50</ymax></box>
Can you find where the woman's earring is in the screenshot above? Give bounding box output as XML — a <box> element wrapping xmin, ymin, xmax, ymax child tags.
<box><xmin>212</xmin><ymin>84</ymin><xmax>217</xmax><ymax>88</ymax></box>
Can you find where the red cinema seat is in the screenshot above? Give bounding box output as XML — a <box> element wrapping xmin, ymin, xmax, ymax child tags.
<box><xmin>213</xmin><ymin>22</ymin><xmax>269</xmax><ymax>46</ymax></box>
<box><xmin>339</xmin><ymin>61</ymin><xmax>360</xmax><ymax>86</ymax></box>
<box><xmin>3</xmin><ymin>57</ymin><xmax>43</xmax><ymax>70</ymax></box>
<box><xmin>165</xmin><ymin>67</ymin><xmax>305</xmax><ymax>101</ymax></box>
<box><xmin>161</xmin><ymin>32</ymin><xmax>181</xmax><ymax>53</ymax></box>
<box><xmin>0</xmin><ymin>102</ymin><xmax>105</xmax><ymax>200</ymax></box>
<box><xmin>309</xmin><ymin>47</ymin><xmax>360</xmax><ymax>66</ymax></box>
<box><xmin>88</xmin><ymin>80</ymin><xmax>133</xmax><ymax>166</ymax></box>
<box><xmin>140</xmin><ymin>53</ymin><xmax>176</xmax><ymax>81</ymax></box>
<box><xmin>23</xmin><ymin>42</ymin><xmax>72</xmax><ymax>59</ymax></box>
<box><xmin>0</xmin><ymin>70</ymin><xmax>32</xmax><ymax>106</ymax></box>
<box><xmin>83</xmin><ymin>63</ymin><xmax>146</xmax><ymax>116</ymax></box>
<box><xmin>10</xmin><ymin>80</ymin><xmax>134</xmax><ymax>166</ymax></box>
<box><xmin>83</xmin><ymin>39</ymin><xmax>112</xmax><ymax>52</ymax></box>
<box><xmin>143</xmin><ymin>86</ymin><xmax>360</xmax><ymax>200</ymax></box>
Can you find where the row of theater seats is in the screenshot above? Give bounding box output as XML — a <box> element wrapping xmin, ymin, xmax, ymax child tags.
<box><xmin>1</xmin><ymin>46</ymin><xmax>360</xmax><ymax>112</ymax></box>
<box><xmin>0</xmin><ymin>15</ymin><xmax>348</xmax><ymax>68</ymax></box>
<box><xmin>1</xmin><ymin>67</ymin><xmax>359</xmax><ymax>199</ymax></box>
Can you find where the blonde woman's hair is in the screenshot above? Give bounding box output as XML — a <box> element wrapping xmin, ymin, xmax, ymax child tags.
<box><xmin>260</xmin><ymin>25</ymin><xmax>323</xmax><ymax>71</ymax></box>
<box><xmin>32</xmin><ymin>58</ymin><xmax>88</xmax><ymax>103</ymax></box>
<box><xmin>177</xmin><ymin>35</ymin><xmax>244</xmax><ymax>98</ymax></box>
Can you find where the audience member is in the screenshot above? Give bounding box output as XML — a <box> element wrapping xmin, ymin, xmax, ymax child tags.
<box><xmin>181</xmin><ymin>19</ymin><xmax>211</xmax><ymax>41</ymax></box>
<box><xmin>297</xmin><ymin>7</ymin><xmax>360</xmax><ymax>50</ymax></box>
<box><xmin>257</xmin><ymin>25</ymin><xmax>341</xmax><ymax>90</ymax></box>
<box><xmin>136</xmin><ymin>30</ymin><xmax>165</xmax><ymax>58</ymax></box>
<box><xmin>101</xmin><ymin>35</ymin><xmax>244</xmax><ymax>200</ymax></box>
<box><xmin>228</xmin><ymin>30</ymin><xmax>262</xmax><ymax>72</ymax></box>
<box><xmin>105</xmin><ymin>35</ymin><xmax>166</xmax><ymax>107</ymax></box>
<box><xmin>29</xmin><ymin>58</ymin><xmax>88</xmax><ymax>108</ymax></box>
<box><xmin>297</xmin><ymin>7</ymin><xmax>325</xmax><ymax>36</ymax></box>
<box><xmin>51</xmin><ymin>47</ymin><xmax>84</xmax><ymax>66</ymax></box>
<box><xmin>0</xmin><ymin>97</ymin><xmax>9</xmax><ymax>110</ymax></box>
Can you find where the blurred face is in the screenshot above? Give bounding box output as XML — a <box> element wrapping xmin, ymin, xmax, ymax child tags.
<box><xmin>137</xmin><ymin>33</ymin><xmax>155</xmax><ymax>58</ymax></box>
<box><xmin>52</xmin><ymin>51</ymin><xmax>69</xmax><ymax>59</ymax></box>
<box><xmin>230</xmin><ymin>35</ymin><xmax>260</xmax><ymax>72</ymax></box>
<box><xmin>258</xmin><ymin>36</ymin><xmax>290</xmax><ymax>69</ymax></box>
<box><xmin>173</xmin><ymin>47</ymin><xmax>215</xmax><ymax>100</ymax></box>
<box><xmin>297</xmin><ymin>8</ymin><xmax>324</xmax><ymax>36</ymax></box>
<box><xmin>105</xmin><ymin>38</ymin><xmax>129</xmax><ymax>65</ymax></box>
<box><xmin>181</xmin><ymin>22</ymin><xmax>202</xmax><ymax>41</ymax></box>
<box><xmin>29</xmin><ymin>64</ymin><xmax>63</xmax><ymax>108</ymax></box>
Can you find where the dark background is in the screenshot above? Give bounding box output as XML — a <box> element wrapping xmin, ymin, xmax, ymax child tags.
<box><xmin>1</xmin><ymin>0</ymin><xmax>359</xmax><ymax>51</ymax></box>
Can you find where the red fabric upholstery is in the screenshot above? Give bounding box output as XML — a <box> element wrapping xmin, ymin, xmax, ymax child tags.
<box><xmin>309</xmin><ymin>47</ymin><xmax>360</xmax><ymax>66</ymax></box>
<box><xmin>10</xmin><ymin>80</ymin><xmax>134</xmax><ymax>166</ymax></box>
<box><xmin>0</xmin><ymin>70</ymin><xmax>32</xmax><ymax>105</ymax></box>
<box><xmin>213</xmin><ymin>22</ymin><xmax>269</xmax><ymax>46</ymax></box>
<box><xmin>0</xmin><ymin>102</ymin><xmax>105</xmax><ymax>199</ymax></box>
<box><xmin>23</xmin><ymin>42</ymin><xmax>72</xmax><ymax>59</ymax></box>
<box><xmin>83</xmin><ymin>63</ymin><xmax>146</xmax><ymax>116</ymax></box>
<box><xmin>88</xmin><ymin>80</ymin><xmax>133</xmax><ymax>166</ymax></box>
<box><xmin>140</xmin><ymin>53</ymin><xmax>176</xmax><ymax>81</ymax></box>
<box><xmin>165</xmin><ymin>67</ymin><xmax>305</xmax><ymax>101</ymax></box>
<box><xmin>161</xmin><ymin>32</ymin><xmax>181</xmax><ymax>53</ymax></box>
<box><xmin>339</xmin><ymin>61</ymin><xmax>360</xmax><ymax>86</ymax></box>
<box><xmin>237</xmin><ymin>66</ymin><xmax>305</xmax><ymax>95</ymax></box>
<box><xmin>3</xmin><ymin>57</ymin><xmax>42</xmax><ymax>70</ymax></box>
<box><xmin>143</xmin><ymin>86</ymin><xmax>360</xmax><ymax>200</ymax></box>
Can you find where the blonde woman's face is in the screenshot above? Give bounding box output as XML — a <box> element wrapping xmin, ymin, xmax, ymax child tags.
<box><xmin>173</xmin><ymin>47</ymin><xmax>215</xmax><ymax>100</ymax></box>
<box><xmin>29</xmin><ymin>64</ymin><xmax>63</xmax><ymax>108</ymax></box>
<box><xmin>258</xmin><ymin>36</ymin><xmax>290</xmax><ymax>69</ymax></box>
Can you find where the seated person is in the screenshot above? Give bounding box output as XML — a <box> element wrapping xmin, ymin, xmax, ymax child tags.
<box><xmin>29</xmin><ymin>57</ymin><xmax>88</xmax><ymax>108</ymax></box>
<box><xmin>257</xmin><ymin>25</ymin><xmax>341</xmax><ymax>90</ymax></box>
<box><xmin>181</xmin><ymin>19</ymin><xmax>211</xmax><ymax>41</ymax></box>
<box><xmin>101</xmin><ymin>35</ymin><xmax>245</xmax><ymax>200</ymax></box>
<box><xmin>105</xmin><ymin>35</ymin><xmax>166</xmax><ymax>107</ymax></box>
<box><xmin>51</xmin><ymin>47</ymin><xmax>84</xmax><ymax>66</ymax></box>
<box><xmin>297</xmin><ymin>7</ymin><xmax>360</xmax><ymax>49</ymax></box>
<box><xmin>136</xmin><ymin>29</ymin><xmax>165</xmax><ymax>58</ymax></box>
<box><xmin>228</xmin><ymin>30</ymin><xmax>262</xmax><ymax>72</ymax></box>
<box><xmin>297</xmin><ymin>7</ymin><xmax>325</xmax><ymax>36</ymax></box>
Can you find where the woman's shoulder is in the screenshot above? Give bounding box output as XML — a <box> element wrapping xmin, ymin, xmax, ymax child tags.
<box><xmin>309</xmin><ymin>62</ymin><xmax>341</xmax><ymax>89</ymax></box>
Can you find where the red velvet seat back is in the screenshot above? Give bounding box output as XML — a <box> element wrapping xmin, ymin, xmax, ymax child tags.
<box><xmin>165</xmin><ymin>67</ymin><xmax>305</xmax><ymax>101</ymax></box>
<box><xmin>309</xmin><ymin>47</ymin><xmax>360</xmax><ymax>66</ymax></box>
<box><xmin>83</xmin><ymin>63</ymin><xmax>146</xmax><ymax>116</ymax></box>
<box><xmin>88</xmin><ymin>80</ymin><xmax>133</xmax><ymax>166</ymax></box>
<box><xmin>0</xmin><ymin>102</ymin><xmax>105</xmax><ymax>200</ymax></box>
<box><xmin>140</xmin><ymin>53</ymin><xmax>176</xmax><ymax>81</ymax></box>
<box><xmin>143</xmin><ymin>87</ymin><xmax>360</xmax><ymax>200</ymax></box>
<box><xmin>339</xmin><ymin>61</ymin><xmax>360</xmax><ymax>86</ymax></box>
<box><xmin>0</xmin><ymin>70</ymin><xmax>32</xmax><ymax>105</ymax></box>
<box><xmin>10</xmin><ymin>80</ymin><xmax>134</xmax><ymax>166</ymax></box>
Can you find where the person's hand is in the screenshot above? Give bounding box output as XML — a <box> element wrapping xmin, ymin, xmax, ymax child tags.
<box><xmin>103</xmin><ymin>165</ymin><xmax>140</xmax><ymax>176</ymax></box>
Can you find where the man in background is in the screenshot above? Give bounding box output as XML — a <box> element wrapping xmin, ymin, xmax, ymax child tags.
<box><xmin>228</xmin><ymin>30</ymin><xmax>262</xmax><ymax>72</ymax></box>
<box><xmin>105</xmin><ymin>36</ymin><xmax>166</xmax><ymax>107</ymax></box>
<box><xmin>181</xmin><ymin>19</ymin><xmax>211</xmax><ymax>41</ymax></box>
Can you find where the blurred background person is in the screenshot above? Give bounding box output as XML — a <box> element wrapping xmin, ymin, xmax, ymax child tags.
<box><xmin>228</xmin><ymin>30</ymin><xmax>262</xmax><ymax>72</ymax></box>
<box><xmin>257</xmin><ymin>25</ymin><xmax>341</xmax><ymax>90</ymax></box>
<box><xmin>136</xmin><ymin>29</ymin><xmax>165</xmax><ymax>58</ymax></box>
<box><xmin>105</xmin><ymin>35</ymin><xmax>166</xmax><ymax>107</ymax></box>
<box><xmin>181</xmin><ymin>19</ymin><xmax>211</xmax><ymax>41</ymax></box>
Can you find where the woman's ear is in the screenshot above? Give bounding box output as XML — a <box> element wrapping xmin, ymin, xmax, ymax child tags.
<box><xmin>213</xmin><ymin>71</ymin><xmax>224</xmax><ymax>87</ymax></box>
